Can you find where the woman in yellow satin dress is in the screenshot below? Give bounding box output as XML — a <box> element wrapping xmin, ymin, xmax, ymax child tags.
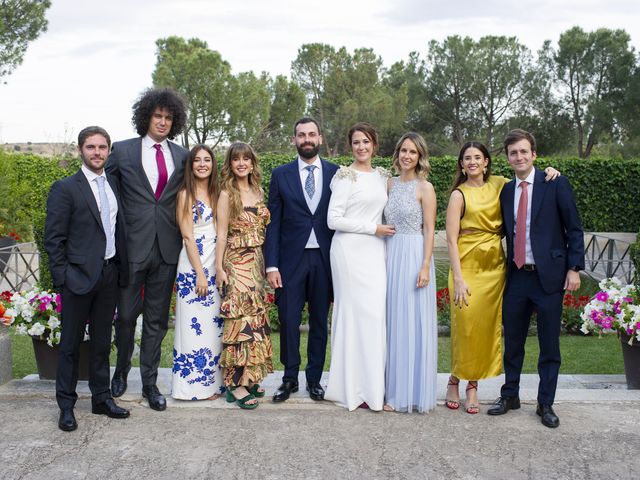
<box><xmin>445</xmin><ymin>142</ymin><xmax>558</xmax><ymax>414</ymax></box>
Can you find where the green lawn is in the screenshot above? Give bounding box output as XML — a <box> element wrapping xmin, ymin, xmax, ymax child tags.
<box><xmin>11</xmin><ymin>329</ymin><xmax>624</xmax><ymax>379</ymax></box>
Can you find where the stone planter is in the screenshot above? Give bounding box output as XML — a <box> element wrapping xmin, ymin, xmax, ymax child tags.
<box><xmin>0</xmin><ymin>324</ymin><xmax>12</xmax><ymax>385</ymax></box>
<box><xmin>31</xmin><ymin>337</ymin><xmax>90</xmax><ymax>381</ymax></box>
<box><xmin>620</xmin><ymin>332</ymin><xmax>640</xmax><ymax>390</ymax></box>
<box><xmin>0</xmin><ymin>236</ymin><xmax>17</xmax><ymax>274</ymax></box>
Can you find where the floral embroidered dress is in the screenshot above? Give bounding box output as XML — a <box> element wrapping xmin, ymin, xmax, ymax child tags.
<box><xmin>220</xmin><ymin>202</ymin><xmax>273</xmax><ymax>387</ymax></box>
<box><xmin>172</xmin><ymin>200</ymin><xmax>224</xmax><ymax>400</ymax></box>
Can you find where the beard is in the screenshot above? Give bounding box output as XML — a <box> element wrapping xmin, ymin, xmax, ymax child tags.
<box><xmin>296</xmin><ymin>142</ymin><xmax>320</xmax><ymax>160</ymax></box>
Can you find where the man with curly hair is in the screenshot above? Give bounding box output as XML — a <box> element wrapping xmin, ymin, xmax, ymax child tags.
<box><xmin>106</xmin><ymin>87</ymin><xmax>189</xmax><ymax>411</ymax></box>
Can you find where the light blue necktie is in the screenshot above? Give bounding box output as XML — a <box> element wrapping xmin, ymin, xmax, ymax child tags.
<box><xmin>304</xmin><ymin>165</ymin><xmax>316</xmax><ymax>199</ymax></box>
<box><xmin>95</xmin><ymin>176</ymin><xmax>114</xmax><ymax>258</ymax></box>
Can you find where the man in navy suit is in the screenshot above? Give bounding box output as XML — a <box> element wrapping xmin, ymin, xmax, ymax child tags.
<box><xmin>265</xmin><ymin>117</ymin><xmax>339</xmax><ymax>402</ymax></box>
<box><xmin>106</xmin><ymin>88</ymin><xmax>189</xmax><ymax>410</ymax></box>
<box><xmin>488</xmin><ymin>129</ymin><xmax>584</xmax><ymax>428</ymax></box>
<box><xmin>45</xmin><ymin>126</ymin><xmax>130</xmax><ymax>431</ymax></box>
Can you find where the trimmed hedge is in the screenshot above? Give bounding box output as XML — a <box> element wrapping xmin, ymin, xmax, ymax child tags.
<box><xmin>1</xmin><ymin>150</ymin><xmax>637</xmax><ymax>292</ymax></box>
<box><xmin>260</xmin><ymin>154</ymin><xmax>640</xmax><ymax>232</ymax></box>
<box><xmin>0</xmin><ymin>151</ymin><xmax>80</xmax><ymax>290</ymax></box>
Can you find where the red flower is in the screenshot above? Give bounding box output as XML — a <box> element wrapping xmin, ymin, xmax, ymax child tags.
<box><xmin>267</xmin><ymin>293</ymin><xmax>275</xmax><ymax>304</ymax></box>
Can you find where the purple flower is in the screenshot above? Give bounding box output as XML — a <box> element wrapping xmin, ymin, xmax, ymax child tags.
<box><xmin>601</xmin><ymin>316</ymin><xmax>614</xmax><ymax>329</ymax></box>
<box><xmin>38</xmin><ymin>302</ymin><xmax>47</xmax><ymax>312</ymax></box>
<box><xmin>595</xmin><ymin>291</ymin><xmax>608</xmax><ymax>302</ymax></box>
<box><xmin>623</xmin><ymin>297</ymin><xmax>633</xmax><ymax>304</ymax></box>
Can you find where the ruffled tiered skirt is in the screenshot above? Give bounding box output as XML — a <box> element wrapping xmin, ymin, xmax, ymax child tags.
<box><xmin>219</xmin><ymin>244</ymin><xmax>273</xmax><ymax>387</ymax></box>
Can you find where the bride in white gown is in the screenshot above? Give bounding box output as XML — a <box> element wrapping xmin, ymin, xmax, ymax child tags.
<box><xmin>325</xmin><ymin>122</ymin><xmax>395</xmax><ymax>411</ymax></box>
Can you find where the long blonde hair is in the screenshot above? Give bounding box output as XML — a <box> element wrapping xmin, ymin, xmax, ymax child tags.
<box><xmin>219</xmin><ymin>142</ymin><xmax>263</xmax><ymax>220</ymax></box>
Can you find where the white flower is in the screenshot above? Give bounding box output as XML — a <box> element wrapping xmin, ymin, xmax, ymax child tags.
<box><xmin>27</xmin><ymin>322</ymin><xmax>45</xmax><ymax>336</ymax></box>
<box><xmin>21</xmin><ymin>308</ymin><xmax>33</xmax><ymax>320</ymax></box>
<box><xmin>47</xmin><ymin>316</ymin><xmax>60</xmax><ymax>330</ymax></box>
<box><xmin>15</xmin><ymin>325</ymin><xmax>28</xmax><ymax>335</ymax></box>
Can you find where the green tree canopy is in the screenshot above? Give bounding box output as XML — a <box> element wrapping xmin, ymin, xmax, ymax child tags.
<box><xmin>0</xmin><ymin>0</ymin><xmax>50</xmax><ymax>81</ymax></box>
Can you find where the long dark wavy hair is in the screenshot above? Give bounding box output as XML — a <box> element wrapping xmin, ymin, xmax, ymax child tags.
<box><xmin>131</xmin><ymin>87</ymin><xmax>187</xmax><ymax>139</ymax></box>
<box><xmin>179</xmin><ymin>144</ymin><xmax>219</xmax><ymax>223</ymax></box>
<box><xmin>220</xmin><ymin>142</ymin><xmax>263</xmax><ymax>220</ymax></box>
<box><xmin>449</xmin><ymin>141</ymin><xmax>493</xmax><ymax>194</ymax></box>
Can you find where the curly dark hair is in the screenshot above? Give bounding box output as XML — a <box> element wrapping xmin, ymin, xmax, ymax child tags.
<box><xmin>131</xmin><ymin>87</ymin><xmax>187</xmax><ymax>139</ymax></box>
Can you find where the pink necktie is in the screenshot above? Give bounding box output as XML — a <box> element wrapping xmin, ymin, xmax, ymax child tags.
<box><xmin>154</xmin><ymin>144</ymin><xmax>168</xmax><ymax>200</ymax></box>
<box><xmin>514</xmin><ymin>181</ymin><xmax>528</xmax><ymax>269</ymax></box>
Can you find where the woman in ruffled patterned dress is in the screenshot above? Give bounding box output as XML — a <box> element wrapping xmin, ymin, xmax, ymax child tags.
<box><xmin>325</xmin><ymin>122</ymin><xmax>395</xmax><ymax>411</ymax></box>
<box><xmin>215</xmin><ymin>142</ymin><xmax>273</xmax><ymax>409</ymax></box>
<box><xmin>172</xmin><ymin>144</ymin><xmax>224</xmax><ymax>400</ymax></box>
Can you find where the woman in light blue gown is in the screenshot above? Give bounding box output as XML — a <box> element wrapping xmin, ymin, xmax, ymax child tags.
<box><xmin>384</xmin><ymin>132</ymin><xmax>438</xmax><ymax>413</ymax></box>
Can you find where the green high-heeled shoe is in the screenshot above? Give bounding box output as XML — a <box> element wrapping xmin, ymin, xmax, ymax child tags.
<box><xmin>225</xmin><ymin>387</ymin><xmax>258</xmax><ymax>410</ymax></box>
<box><xmin>248</xmin><ymin>384</ymin><xmax>265</xmax><ymax>398</ymax></box>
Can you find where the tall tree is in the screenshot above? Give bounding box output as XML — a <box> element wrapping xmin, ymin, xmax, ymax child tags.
<box><xmin>424</xmin><ymin>36</ymin><xmax>477</xmax><ymax>149</ymax></box>
<box><xmin>292</xmin><ymin>44</ymin><xmax>407</xmax><ymax>155</ymax></box>
<box><xmin>543</xmin><ymin>27</ymin><xmax>635</xmax><ymax>158</ymax></box>
<box><xmin>261</xmin><ymin>75</ymin><xmax>306</xmax><ymax>151</ymax></box>
<box><xmin>0</xmin><ymin>0</ymin><xmax>51</xmax><ymax>81</ymax></box>
<box><xmin>227</xmin><ymin>71</ymin><xmax>271</xmax><ymax>144</ymax></box>
<box><xmin>152</xmin><ymin>36</ymin><xmax>236</xmax><ymax>148</ymax></box>
<box><xmin>470</xmin><ymin>36</ymin><xmax>538</xmax><ymax>149</ymax></box>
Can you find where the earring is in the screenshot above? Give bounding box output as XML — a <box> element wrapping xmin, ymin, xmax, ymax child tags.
<box><xmin>483</xmin><ymin>167</ymin><xmax>487</xmax><ymax>175</ymax></box>
<box><xmin>461</xmin><ymin>170</ymin><xmax>467</xmax><ymax>177</ymax></box>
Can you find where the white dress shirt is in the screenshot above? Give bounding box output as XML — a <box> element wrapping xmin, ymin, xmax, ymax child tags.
<box><xmin>298</xmin><ymin>155</ymin><xmax>322</xmax><ymax>249</ymax></box>
<box><xmin>81</xmin><ymin>164</ymin><xmax>117</xmax><ymax>259</ymax></box>
<box><xmin>142</xmin><ymin>134</ymin><xmax>175</xmax><ymax>192</ymax></box>
<box><xmin>513</xmin><ymin>168</ymin><xmax>535</xmax><ymax>265</ymax></box>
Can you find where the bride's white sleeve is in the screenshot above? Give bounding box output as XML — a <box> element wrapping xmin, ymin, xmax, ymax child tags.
<box><xmin>327</xmin><ymin>175</ymin><xmax>377</xmax><ymax>234</ymax></box>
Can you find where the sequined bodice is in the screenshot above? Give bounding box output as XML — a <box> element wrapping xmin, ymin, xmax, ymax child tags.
<box><xmin>384</xmin><ymin>178</ymin><xmax>422</xmax><ymax>234</ymax></box>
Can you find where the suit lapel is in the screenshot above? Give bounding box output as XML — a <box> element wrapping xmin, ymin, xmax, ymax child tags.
<box><xmin>75</xmin><ymin>171</ymin><xmax>102</xmax><ymax>228</ymax></box>
<box><xmin>319</xmin><ymin>158</ymin><xmax>332</xmax><ymax>204</ymax></box>
<box><xmin>530</xmin><ymin>168</ymin><xmax>547</xmax><ymax>222</ymax></box>
<box><xmin>131</xmin><ymin>138</ymin><xmax>156</xmax><ymax>199</ymax></box>
<box><xmin>284</xmin><ymin>160</ymin><xmax>310</xmax><ymax>213</ymax></box>
<box><xmin>502</xmin><ymin>179</ymin><xmax>515</xmax><ymax>235</ymax></box>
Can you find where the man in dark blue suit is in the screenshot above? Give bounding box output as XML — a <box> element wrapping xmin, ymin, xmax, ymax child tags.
<box><xmin>265</xmin><ymin>117</ymin><xmax>339</xmax><ymax>402</ymax></box>
<box><xmin>45</xmin><ymin>126</ymin><xmax>130</xmax><ymax>431</ymax></box>
<box><xmin>488</xmin><ymin>129</ymin><xmax>584</xmax><ymax>428</ymax></box>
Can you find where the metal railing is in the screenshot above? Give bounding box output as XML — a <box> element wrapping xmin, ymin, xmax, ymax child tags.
<box><xmin>582</xmin><ymin>234</ymin><xmax>635</xmax><ymax>284</ymax></box>
<box><xmin>0</xmin><ymin>242</ymin><xmax>39</xmax><ymax>292</ymax></box>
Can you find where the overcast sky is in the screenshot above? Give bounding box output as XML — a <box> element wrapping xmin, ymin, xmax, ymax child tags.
<box><xmin>0</xmin><ymin>0</ymin><xmax>638</xmax><ymax>143</ymax></box>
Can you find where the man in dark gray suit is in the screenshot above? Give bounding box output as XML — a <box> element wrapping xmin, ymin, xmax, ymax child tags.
<box><xmin>45</xmin><ymin>126</ymin><xmax>130</xmax><ymax>431</ymax></box>
<box><xmin>106</xmin><ymin>88</ymin><xmax>189</xmax><ymax>411</ymax></box>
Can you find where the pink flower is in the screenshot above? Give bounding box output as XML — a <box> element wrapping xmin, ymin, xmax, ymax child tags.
<box><xmin>38</xmin><ymin>302</ymin><xmax>47</xmax><ymax>312</ymax></box>
<box><xmin>601</xmin><ymin>316</ymin><xmax>614</xmax><ymax>329</ymax></box>
<box><xmin>623</xmin><ymin>297</ymin><xmax>633</xmax><ymax>304</ymax></box>
<box><xmin>595</xmin><ymin>291</ymin><xmax>608</xmax><ymax>302</ymax></box>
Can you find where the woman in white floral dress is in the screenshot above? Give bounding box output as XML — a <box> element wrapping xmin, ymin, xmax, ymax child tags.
<box><xmin>172</xmin><ymin>145</ymin><xmax>224</xmax><ymax>400</ymax></box>
<box><xmin>325</xmin><ymin>122</ymin><xmax>395</xmax><ymax>411</ymax></box>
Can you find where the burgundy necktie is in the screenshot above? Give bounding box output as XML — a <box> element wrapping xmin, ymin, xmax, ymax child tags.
<box><xmin>154</xmin><ymin>144</ymin><xmax>168</xmax><ymax>200</ymax></box>
<box><xmin>514</xmin><ymin>181</ymin><xmax>528</xmax><ymax>269</ymax></box>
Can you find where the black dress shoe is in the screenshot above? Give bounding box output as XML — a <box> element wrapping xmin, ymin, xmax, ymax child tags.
<box><xmin>272</xmin><ymin>380</ymin><xmax>299</xmax><ymax>403</ymax></box>
<box><xmin>487</xmin><ymin>396</ymin><xmax>521</xmax><ymax>415</ymax></box>
<box><xmin>536</xmin><ymin>404</ymin><xmax>560</xmax><ymax>428</ymax></box>
<box><xmin>92</xmin><ymin>398</ymin><xmax>130</xmax><ymax>419</ymax></box>
<box><xmin>306</xmin><ymin>382</ymin><xmax>325</xmax><ymax>401</ymax></box>
<box><xmin>111</xmin><ymin>372</ymin><xmax>128</xmax><ymax>398</ymax></box>
<box><xmin>142</xmin><ymin>385</ymin><xmax>167</xmax><ymax>411</ymax></box>
<box><xmin>58</xmin><ymin>409</ymin><xmax>77</xmax><ymax>432</ymax></box>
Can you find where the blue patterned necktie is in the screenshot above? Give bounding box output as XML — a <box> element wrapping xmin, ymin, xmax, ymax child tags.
<box><xmin>95</xmin><ymin>176</ymin><xmax>114</xmax><ymax>258</ymax></box>
<box><xmin>304</xmin><ymin>165</ymin><xmax>316</xmax><ymax>199</ymax></box>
